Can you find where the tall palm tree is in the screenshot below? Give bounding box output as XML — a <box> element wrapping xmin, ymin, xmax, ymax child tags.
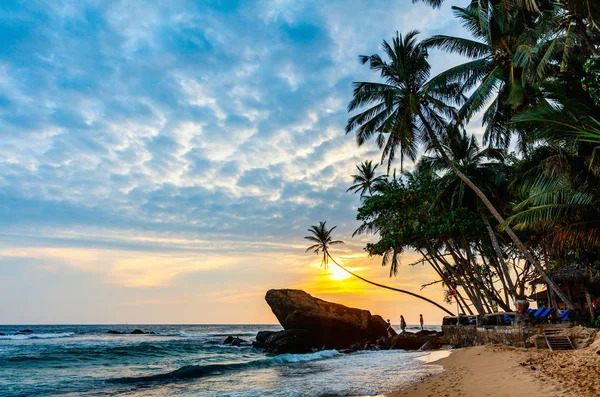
<box><xmin>305</xmin><ymin>222</ymin><xmax>455</xmax><ymax>315</ymax></box>
<box><xmin>421</xmin><ymin>129</ymin><xmax>507</xmax><ymax>210</ymax></box>
<box><xmin>346</xmin><ymin>31</ymin><xmax>575</xmax><ymax>308</ymax></box>
<box><xmin>416</xmin><ymin>0</ymin><xmax>600</xmax><ymax>26</ymax></box>
<box><xmin>347</xmin><ymin>160</ymin><xmax>387</xmax><ymax>198</ymax></box>
<box><xmin>421</xmin><ymin>129</ymin><xmax>519</xmax><ymax>300</ymax></box>
<box><xmin>421</xmin><ymin>1</ymin><xmax>547</xmax><ymax>151</ymax></box>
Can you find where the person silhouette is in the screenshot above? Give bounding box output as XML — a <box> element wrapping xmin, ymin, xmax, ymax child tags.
<box><xmin>400</xmin><ymin>315</ymin><xmax>406</xmax><ymax>333</ymax></box>
<box><xmin>419</xmin><ymin>314</ymin><xmax>424</xmax><ymax>330</ymax></box>
<box><xmin>386</xmin><ymin>319</ymin><xmax>392</xmax><ymax>336</ymax></box>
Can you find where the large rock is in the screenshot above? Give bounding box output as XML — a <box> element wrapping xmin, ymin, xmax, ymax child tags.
<box><xmin>415</xmin><ymin>330</ymin><xmax>439</xmax><ymax>338</ymax></box>
<box><xmin>253</xmin><ymin>331</ymin><xmax>276</xmax><ymax>348</ymax></box>
<box><xmin>264</xmin><ymin>329</ymin><xmax>314</xmax><ymax>354</ymax></box>
<box><xmin>389</xmin><ymin>333</ymin><xmax>429</xmax><ymax>350</ymax></box>
<box><xmin>265</xmin><ymin>289</ymin><xmax>396</xmax><ymax>349</ymax></box>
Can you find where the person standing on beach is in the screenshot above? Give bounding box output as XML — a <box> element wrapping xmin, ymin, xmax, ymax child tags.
<box><xmin>400</xmin><ymin>315</ymin><xmax>406</xmax><ymax>333</ymax></box>
<box><xmin>386</xmin><ymin>319</ymin><xmax>393</xmax><ymax>337</ymax></box>
<box><xmin>419</xmin><ymin>314</ymin><xmax>424</xmax><ymax>330</ymax></box>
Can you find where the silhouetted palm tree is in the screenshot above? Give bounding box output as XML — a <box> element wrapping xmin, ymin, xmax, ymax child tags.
<box><xmin>304</xmin><ymin>222</ymin><xmax>345</xmax><ymax>269</ymax></box>
<box><xmin>347</xmin><ymin>160</ymin><xmax>387</xmax><ymax>198</ymax></box>
<box><xmin>305</xmin><ymin>221</ymin><xmax>455</xmax><ymax>315</ymax></box>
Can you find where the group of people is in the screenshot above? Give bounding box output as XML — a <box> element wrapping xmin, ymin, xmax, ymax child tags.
<box><xmin>386</xmin><ymin>314</ymin><xmax>424</xmax><ymax>336</ymax></box>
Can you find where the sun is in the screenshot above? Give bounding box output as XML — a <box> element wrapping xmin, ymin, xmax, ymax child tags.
<box><xmin>329</xmin><ymin>265</ymin><xmax>351</xmax><ymax>281</ymax></box>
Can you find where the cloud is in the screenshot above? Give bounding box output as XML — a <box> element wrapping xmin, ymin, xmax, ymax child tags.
<box><xmin>0</xmin><ymin>0</ymin><xmax>466</xmax><ymax>322</ymax></box>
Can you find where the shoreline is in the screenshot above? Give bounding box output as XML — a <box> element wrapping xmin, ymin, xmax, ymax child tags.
<box><xmin>386</xmin><ymin>345</ymin><xmax>585</xmax><ymax>397</ymax></box>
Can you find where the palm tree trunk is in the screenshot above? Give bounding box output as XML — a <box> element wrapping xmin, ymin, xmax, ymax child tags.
<box><xmin>325</xmin><ymin>252</ymin><xmax>455</xmax><ymax>316</ymax></box>
<box><xmin>419</xmin><ymin>114</ymin><xmax>575</xmax><ymax>309</ymax></box>
<box><xmin>585</xmin><ymin>287</ymin><xmax>595</xmax><ymax>321</ymax></box>
<box><xmin>444</xmin><ymin>244</ymin><xmax>487</xmax><ymax>314</ymax></box>
<box><xmin>428</xmin><ymin>254</ymin><xmax>477</xmax><ymax>315</ymax></box>
<box><xmin>478</xmin><ymin>245</ymin><xmax>511</xmax><ymax>307</ymax></box>
<box><xmin>462</xmin><ymin>240</ymin><xmax>509</xmax><ymax>312</ymax></box>
<box><xmin>480</xmin><ymin>209</ymin><xmax>519</xmax><ymax>302</ymax></box>
<box><xmin>419</xmin><ymin>248</ymin><xmax>475</xmax><ymax>316</ymax></box>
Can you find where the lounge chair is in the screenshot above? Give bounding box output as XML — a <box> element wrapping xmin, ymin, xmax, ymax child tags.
<box><xmin>532</xmin><ymin>307</ymin><xmax>545</xmax><ymax>318</ymax></box>
<box><xmin>502</xmin><ymin>314</ymin><xmax>514</xmax><ymax>324</ymax></box>
<box><xmin>539</xmin><ymin>307</ymin><xmax>554</xmax><ymax>319</ymax></box>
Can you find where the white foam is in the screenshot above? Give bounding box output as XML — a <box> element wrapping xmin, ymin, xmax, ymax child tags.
<box><xmin>415</xmin><ymin>350</ymin><xmax>452</xmax><ymax>363</ymax></box>
<box><xmin>201</xmin><ymin>349</ymin><xmax>443</xmax><ymax>397</ymax></box>
<box><xmin>177</xmin><ymin>331</ymin><xmax>210</xmax><ymax>338</ymax></box>
<box><xmin>266</xmin><ymin>349</ymin><xmax>340</xmax><ymax>364</ymax></box>
<box><xmin>0</xmin><ymin>332</ymin><xmax>75</xmax><ymax>340</ymax></box>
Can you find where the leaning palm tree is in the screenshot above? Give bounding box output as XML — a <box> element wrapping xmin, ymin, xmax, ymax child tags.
<box><xmin>305</xmin><ymin>221</ymin><xmax>455</xmax><ymax>315</ymax></box>
<box><xmin>347</xmin><ymin>160</ymin><xmax>387</xmax><ymax>198</ymax></box>
<box><xmin>421</xmin><ymin>129</ymin><xmax>519</xmax><ymax>301</ymax></box>
<box><xmin>346</xmin><ymin>31</ymin><xmax>574</xmax><ymax>308</ymax></box>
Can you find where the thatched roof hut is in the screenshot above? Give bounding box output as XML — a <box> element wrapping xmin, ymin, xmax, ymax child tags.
<box><xmin>530</xmin><ymin>264</ymin><xmax>599</xmax><ymax>288</ymax></box>
<box><xmin>530</xmin><ymin>264</ymin><xmax>599</xmax><ymax>316</ymax></box>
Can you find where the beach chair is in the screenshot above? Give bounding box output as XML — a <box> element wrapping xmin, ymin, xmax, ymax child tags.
<box><xmin>502</xmin><ymin>314</ymin><xmax>514</xmax><ymax>325</ymax></box>
<box><xmin>532</xmin><ymin>308</ymin><xmax>545</xmax><ymax>318</ymax></box>
<box><xmin>539</xmin><ymin>307</ymin><xmax>554</xmax><ymax>320</ymax></box>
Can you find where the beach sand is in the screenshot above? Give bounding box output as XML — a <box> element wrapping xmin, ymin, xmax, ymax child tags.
<box><xmin>387</xmin><ymin>344</ymin><xmax>598</xmax><ymax>397</ymax></box>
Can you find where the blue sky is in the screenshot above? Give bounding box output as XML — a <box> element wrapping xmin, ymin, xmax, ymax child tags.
<box><xmin>0</xmin><ymin>0</ymin><xmax>467</xmax><ymax>324</ymax></box>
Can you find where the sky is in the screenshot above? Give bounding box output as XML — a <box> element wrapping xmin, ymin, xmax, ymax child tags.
<box><xmin>0</xmin><ymin>0</ymin><xmax>470</xmax><ymax>325</ymax></box>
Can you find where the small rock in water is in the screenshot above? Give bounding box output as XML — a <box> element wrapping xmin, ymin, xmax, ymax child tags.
<box><xmin>223</xmin><ymin>336</ymin><xmax>235</xmax><ymax>344</ymax></box>
<box><xmin>17</xmin><ymin>329</ymin><xmax>34</xmax><ymax>334</ymax></box>
<box><xmin>130</xmin><ymin>329</ymin><xmax>147</xmax><ymax>334</ymax></box>
<box><xmin>223</xmin><ymin>336</ymin><xmax>247</xmax><ymax>346</ymax></box>
<box><xmin>107</xmin><ymin>330</ymin><xmax>124</xmax><ymax>334</ymax></box>
<box><xmin>0</xmin><ymin>332</ymin><xmax>5</xmax><ymax>336</ymax></box>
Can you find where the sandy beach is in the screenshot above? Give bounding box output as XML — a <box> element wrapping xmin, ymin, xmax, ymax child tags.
<box><xmin>388</xmin><ymin>342</ymin><xmax>600</xmax><ymax>397</ymax></box>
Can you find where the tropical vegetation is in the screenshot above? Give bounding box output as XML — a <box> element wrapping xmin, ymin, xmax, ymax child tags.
<box><xmin>306</xmin><ymin>0</ymin><xmax>600</xmax><ymax>321</ymax></box>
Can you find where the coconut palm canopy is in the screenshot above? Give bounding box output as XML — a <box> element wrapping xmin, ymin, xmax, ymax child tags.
<box><xmin>304</xmin><ymin>222</ymin><xmax>344</xmax><ymax>269</ymax></box>
<box><xmin>306</xmin><ymin>0</ymin><xmax>600</xmax><ymax>317</ymax></box>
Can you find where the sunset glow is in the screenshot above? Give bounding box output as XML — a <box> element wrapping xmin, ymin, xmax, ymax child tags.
<box><xmin>0</xmin><ymin>0</ymin><xmax>463</xmax><ymax>325</ymax></box>
<box><xmin>328</xmin><ymin>264</ymin><xmax>352</xmax><ymax>281</ymax></box>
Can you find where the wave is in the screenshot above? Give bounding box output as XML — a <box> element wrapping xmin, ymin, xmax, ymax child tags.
<box><xmin>5</xmin><ymin>338</ymin><xmax>230</xmax><ymax>363</ymax></box>
<box><xmin>267</xmin><ymin>350</ymin><xmax>340</xmax><ymax>364</ymax></box>
<box><xmin>111</xmin><ymin>349</ymin><xmax>340</xmax><ymax>384</ymax></box>
<box><xmin>0</xmin><ymin>332</ymin><xmax>75</xmax><ymax>340</ymax></box>
<box><xmin>177</xmin><ymin>331</ymin><xmax>257</xmax><ymax>338</ymax></box>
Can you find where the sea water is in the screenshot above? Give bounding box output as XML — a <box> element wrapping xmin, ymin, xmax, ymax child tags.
<box><xmin>0</xmin><ymin>324</ymin><xmax>443</xmax><ymax>397</ymax></box>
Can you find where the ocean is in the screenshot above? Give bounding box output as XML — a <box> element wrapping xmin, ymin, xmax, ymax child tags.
<box><xmin>0</xmin><ymin>324</ymin><xmax>444</xmax><ymax>397</ymax></box>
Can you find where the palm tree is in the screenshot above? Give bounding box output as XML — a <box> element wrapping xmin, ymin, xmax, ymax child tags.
<box><xmin>346</xmin><ymin>31</ymin><xmax>575</xmax><ymax>308</ymax></box>
<box><xmin>421</xmin><ymin>1</ymin><xmax>547</xmax><ymax>151</ymax></box>
<box><xmin>305</xmin><ymin>221</ymin><xmax>455</xmax><ymax>315</ymax></box>
<box><xmin>509</xmin><ymin>107</ymin><xmax>600</xmax><ymax>249</ymax></box>
<box><xmin>421</xmin><ymin>129</ymin><xmax>520</xmax><ymax>300</ymax></box>
<box><xmin>304</xmin><ymin>222</ymin><xmax>345</xmax><ymax>269</ymax></box>
<box><xmin>416</xmin><ymin>0</ymin><xmax>600</xmax><ymax>27</ymax></box>
<box><xmin>421</xmin><ymin>129</ymin><xmax>507</xmax><ymax>210</ymax></box>
<box><xmin>347</xmin><ymin>160</ymin><xmax>387</xmax><ymax>198</ymax></box>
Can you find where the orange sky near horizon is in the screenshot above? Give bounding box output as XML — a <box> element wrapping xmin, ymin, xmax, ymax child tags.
<box><xmin>0</xmin><ymin>241</ymin><xmax>451</xmax><ymax>326</ymax></box>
